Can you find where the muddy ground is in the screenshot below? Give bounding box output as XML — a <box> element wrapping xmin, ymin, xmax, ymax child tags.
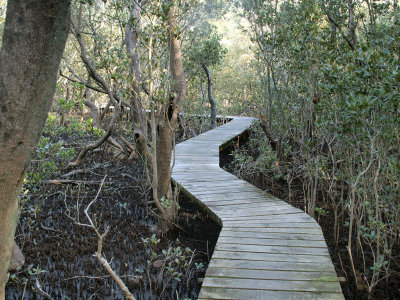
<box><xmin>6</xmin><ymin>120</ymin><xmax>221</xmax><ymax>300</ymax></box>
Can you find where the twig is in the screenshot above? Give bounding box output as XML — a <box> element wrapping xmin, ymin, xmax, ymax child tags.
<box><xmin>40</xmin><ymin>223</ymin><xmax>62</xmax><ymax>233</ymax></box>
<box><xmin>60</xmin><ymin>162</ymin><xmax>111</xmax><ymax>178</ymax></box>
<box><xmin>47</xmin><ymin>179</ymin><xmax>102</xmax><ymax>185</ymax></box>
<box><xmin>21</xmin><ymin>279</ymin><xmax>28</xmax><ymax>300</ymax></box>
<box><xmin>60</xmin><ymin>70</ymin><xmax>106</xmax><ymax>94</ymax></box>
<box><xmin>68</xmin><ymin>175</ymin><xmax>136</xmax><ymax>300</ymax></box>
<box><xmin>64</xmin><ymin>274</ymin><xmax>142</xmax><ymax>281</ymax></box>
<box><xmin>35</xmin><ymin>278</ymin><xmax>54</xmax><ymax>300</ymax></box>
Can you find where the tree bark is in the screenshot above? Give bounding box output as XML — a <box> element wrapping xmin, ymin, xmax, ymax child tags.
<box><xmin>125</xmin><ymin>2</ymin><xmax>151</xmax><ymax>168</ymax></box>
<box><xmin>157</xmin><ymin>3</ymin><xmax>186</xmax><ymax>198</ymax></box>
<box><xmin>260</xmin><ymin>120</ymin><xmax>278</xmax><ymax>152</ymax></box>
<box><xmin>0</xmin><ymin>0</ymin><xmax>70</xmax><ymax>295</ymax></box>
<box><xmin>84</xmin><ymin>77</ymin><xmax>101</xmax><ymax>128</ymax></box>
<box><xmin>201</xmin><ymin>64</ymin><xmax>217</xmax><ymax>129</ymax></box>
<box><xmin>348</xmin><ymin>0</ymin><xmax>357</xmax><ymax>47</ymax></box>
<box><xmin>167</xmin><ymin>5</ymin><xmax>186</xmax><ymax>115</ymax></box>
<box><xmin>153</xmin><ymin>2</ymin><xmax>186</xmax><ymax>227</ymax></box>
<box><xmin>267</xmin><ymin>66</ymin><xmax>272</xmax><ymax>130</ymax></box>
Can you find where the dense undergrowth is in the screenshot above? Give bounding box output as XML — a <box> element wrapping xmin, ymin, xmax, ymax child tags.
<box><xmin>6</xmin><ymin>115</ymin><xmax>219</xmax><ymax>299</ymax></box>
<box><xmin>224</xmin><ymin>123</ymin><xmax>400</xmax><ymax>299</ymax></box>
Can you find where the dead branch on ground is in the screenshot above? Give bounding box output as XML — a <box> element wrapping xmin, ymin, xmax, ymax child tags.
<box><xmin>64</xmin><ymin>176</ymin><xmax>136</xmax><ymax>300</ymax></box>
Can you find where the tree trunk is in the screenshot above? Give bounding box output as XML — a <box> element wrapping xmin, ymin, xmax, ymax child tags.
<box><xmin>0</xmin><ymin>0</ymin><xmax>70</xmax><ymax>295</ymax></box>
<box><xmin>348</xmin><ymin>0</ymin><xmax>357</xmax><ymax>47</ymax></box>
<box><xmin>267</xmin><ymin>66</ymin><xmax>273</xmax><ymax>130</ymax></box>
<box><xmin>125</xmin><ymin>2</ymin><xmax>151</xmax><ymax>168</ymax></box>
<box><xmin>157</xmin><ymin>118</ymin><xmax>173</xmax><ymax>200</ymax></box>
<box><xmin>202</xmin><ymin>64</ymin><xmax>217</xmax><ymax>129</ymax></box>
<box><xmin>68</xmin><ymin>9</ymin><xmax>122</xmax><ymax>167</ymax></box>
<box><xmin>153</xmin><ymin>2</ymin><xmax>186</xmax><ymax>228</ymax></box>
<box><xmin>167</xmin><ymin>4</ymin><xmax>186</xmax><ymax>112</ymax></box>
<box><xmin>84</xmin><ymin>77</ymin><xmax>101</xmax><ymax>128</ymax></box>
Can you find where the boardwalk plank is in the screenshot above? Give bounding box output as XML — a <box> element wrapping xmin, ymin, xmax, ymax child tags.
<box><xmin>219</xmin><ymin>230</ymin><xmax>326</xmax><ymax>241</ymax></box>
<box><xmin>199</xmin><ymin>194</ymin><xmax>281</xmax><ymax>203</ymax></box>
<box><xmin>203</xmin><ymin>199</ymin><xmax>280</xmax><ymax>207</ymax></box>
<box><xmin>201</xmin><ymin>277</ymin><xmax>341</xmax><ymax>293</ymax></box>
<box><xmin>185</xmin><ymin>186</ymin><xmax>262</xmax><ymax>194</ymax></box>
<box><xmin>212</xmin><ymin>250</ymin><xmax>332</xmax><ymax>264</ymax></box>
<box><xmin>206</xmin><ymin>202</ymin><xmax>299</xmax><ymax>210</ymax></box>
<box><xmin>211</xmin><ymin>207</ymin><xmax>303</xmax><ymax>217</ymax></box>
<box><xmin>205</xmin><ymin>267</ymin><xmax>339</xmax><ymax>281</ymax></box>
<box><xmin>221</xmin><ymin>222</ymin><xmax>321</xmax><ymax>229</ymax></box>
<box><xmin>217</xmin><ymin>236</ymin><xmax>328</xmax><ymax>248</ymax></box>
<box><xmin>220</xmin><ymin>213</ymin><xmax>313</xmax><ymax>221</ymax></box>
<box><xmin>214</xmin><ymin>243</ymin><xmax>330</xmax><ymax>256</ymax></box>
<box><xmin>217</xmin><ymin>226</ymin><xmax>323</xmax><ymax>234</ymax></box>
<box><xmin>198</xmin><ymin>287</ymin><xmax>344</xmax><ymax>300</ymax></box>
<box><xmin>208</xmin><ymin>258</ymin><xmax>335</xmax><ymax>272</ymax></box>
<box><xmin>203</xmin><ymin>198</ymin><xmax>284</xmax><ymax>206</ymax></box>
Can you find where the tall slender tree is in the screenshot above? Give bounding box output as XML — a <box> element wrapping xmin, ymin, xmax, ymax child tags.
<box><xmin>153</xmin><ymin>1</ymin><xmax>187</xmax><ymax>227</ymax></box>
<box><xmin>188</xmin><ymin>31</ymin><xmax>226</xmax><ymax>128</ymax></box>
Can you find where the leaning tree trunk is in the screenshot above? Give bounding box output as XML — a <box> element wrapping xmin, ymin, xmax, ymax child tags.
<box><xmin>0</xmin><ymin>0</ymin><xmax>70</xmax><ymax>296</ymax></box>
<box><xmin>84</xmin><ymin>77</ymin><xmax>101</xmax><ymax>128</ymax></box>
<box><xmin>201</xmin><ymin>64</ymin><xmax>217</xmax><ymax>129</ymax></box>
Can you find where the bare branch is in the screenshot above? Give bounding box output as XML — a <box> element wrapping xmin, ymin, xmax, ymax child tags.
<box><xmin>66</xmin><ymin>175</ymin><xmax>136</xmax><ymax>300</ymax></box>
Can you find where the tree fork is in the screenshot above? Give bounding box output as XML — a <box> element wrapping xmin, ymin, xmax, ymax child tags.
<box><xmin>68</xmin><ymin>9</ymin><xmax>121</xmax><ymax>167</ymax></box>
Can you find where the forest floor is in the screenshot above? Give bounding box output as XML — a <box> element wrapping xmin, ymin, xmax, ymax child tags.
<box><xmin>220</xmin><ymin>128</ymin><xmax>400</xmax><ymax>300</ymax></box>
<box><xmin>6</xmin><ymin>117</ymin><xmax>221</xmax><ymax>300</ymax></box>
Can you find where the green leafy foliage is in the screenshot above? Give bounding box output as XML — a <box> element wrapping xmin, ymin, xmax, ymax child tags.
<box><xmin>187</xmin><ymin>27</ymin><xmax>227</xmax><ymax>70</ymax></box>
<box><xmin>233</xmin><ymin>0</ymin><xmax>400</xmax><ymax>293</ymax></box>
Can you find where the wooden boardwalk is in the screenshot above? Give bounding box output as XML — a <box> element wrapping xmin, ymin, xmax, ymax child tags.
<box><xmin>172</xmin><ymin>117</ymin><xmax>344</xmax><ymax>300</ymax></box>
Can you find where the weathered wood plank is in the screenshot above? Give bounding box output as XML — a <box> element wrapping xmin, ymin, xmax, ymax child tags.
<box><xmin>199</xmin><ymin>194</ymin><xmax>282</xmax><ymax>203</ymax></box>
<box><xmin>217</xmin><ymin>226</ymin><xmax>323</xmax><ymax>235</ymax></box>
<box><xmin>205</xmin><ymin>267</ymin><xmax>339</xmax><ymax>282</ymax></box>
<box><xmin>173</xmin><ymin>174</ymin><xmax>236</xmax><ymax>182</ymax></box>
<box><xmin>209</xmin><ymin>203</ymin><xmax>299</xmax><ymax>212</ymax></box>
<box><xmin>193</xmin><ymin>192</ymin><xmax>281</xmax><ymax>202</ymax></box>
<box><xmin>212</xmin><ymin>250</ymin><xmax>332</xmax><ymax>263</ymax></box>
<box><xmin>203</xmin><ymin>198</ymin><xmax>284</xmax><ymax>207</ymax></box>
<box><xmin>208</xmin><ymin>258</ymin><xmax>335</xmax><ymax>272</ymax></box>
<box><xmin>221</xmin><ymin>222</ymin><xmax>321</xmax><ymax>229</ymax></box>
<box><xmin>201</xmin><ymin>277</ymin><xmax>342</xmax><ymax>293</ymax></box>
<box><xmin>205</xmin><ymin>201</ymin><xmax>297</xmax><ymax>210</ymax></box>
<box><xmin>198</xmin><ymin>287</ymin><xmax>344</xmax><ymax>300</ymax></box>
<box><xmin>219</xmin><ymin>229</ymin><xmax>326</xmax><ymax>241</ymax></box>
<box><xmin>180</xmin><ymin>180</ymin><xmax>250</xmax><ymax>188</ymax></box>
<box><xmin>220</xmin><ymin>213</ymin><xmax>313</xmax><ymax>222</ymax></box>
<box><xmin>190</xmin><ymin>188</ymin><xmax>279</xmax><ymax>198</ymax></box>
<box><xmin>210</xmin><ymin>207</ymin><xmax>303</xmax><ymax>218</ymax></box>
<box><xmin>172</xmin><ymin>169</ymin><xmax>230</xmax><ymax>175</ymax></box>
<box><xmin>202</xmin><ymin>198</ymin><xmax>279</xmax><ymax>207</ymax></box>
<box><xmin>184</xmin><ymin>186</ymin><xmax>262</xmax><ymax>194</ymax></box>
<box><xmin>214</xmin><ymin>243</ymin><xmax>330</xmax><ymax>256</ymax></box>
<box><xmin>217</xmin><ymin>236</ymin><xmax>328</xmax><ymax>248</ymax></box>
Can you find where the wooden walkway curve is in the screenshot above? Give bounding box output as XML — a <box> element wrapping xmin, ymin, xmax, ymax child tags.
<box><xmin>172</xmin><ymin>117</ymin><xmax>344</xmax><ymax>300</ymax></box>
